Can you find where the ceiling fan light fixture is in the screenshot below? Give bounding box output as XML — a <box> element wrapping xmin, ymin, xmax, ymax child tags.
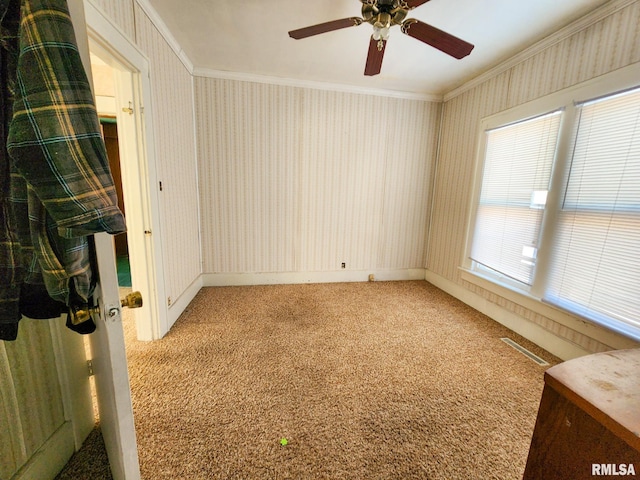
<box><xmin>372</xmin><ymin>25</ymin><xmax>390</xmax><ymax>41</ymax></box>
<box><xmin>372</xmin><ymin>12</ymin><xmax>392</xmax><ymax>41</ymax></box>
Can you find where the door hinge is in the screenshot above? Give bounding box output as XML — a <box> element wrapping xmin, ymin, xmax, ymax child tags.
<box><xmin>87</xmin><ymin>359</ymin><xmax>94</xmax><ymax>377</ymax></box>
<box><xmin>122</xmin><ymin>101</ymin><xmax>134</xmax><ymax>115</ymax></box>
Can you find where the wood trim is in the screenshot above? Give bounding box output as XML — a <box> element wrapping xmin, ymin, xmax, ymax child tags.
<box><xmin>193</xmin><ymin>67</ymin><xmax>443</xmax><ymax>102</ymax></box>
<box><xmin>202</xmin><ymin>269</ymin><xmax>427</xmax><ymax>287</ymax></box>
<box><xmin>133</xmin><ymin>0</ymin><xmax>194</xmax><ymax>72</ymax></box>
<box><xmin>12</xmin><ymin>422</ymin><xmax>75</xmax><ymax>480</ymax></box>
<box><xmin>425</xmin><ymin>270</ymin><xmax>592</xmax><ymax>360</ymax></box>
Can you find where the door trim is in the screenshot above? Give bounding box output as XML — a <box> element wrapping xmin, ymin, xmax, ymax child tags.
<box><xmin>85</xmin><ymin>0</ymin><xmax>167</xmax><ymax>340</ymax></box>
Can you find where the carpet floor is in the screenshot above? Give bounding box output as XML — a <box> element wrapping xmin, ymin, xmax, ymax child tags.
<box><xmin>58</xmin><ymin>280</ymin><xmax>557</xmax><ymax>479</ymax></box>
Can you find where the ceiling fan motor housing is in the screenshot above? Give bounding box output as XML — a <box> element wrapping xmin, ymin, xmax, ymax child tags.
<box><xmin>361</xmin><ymin>0</ymin><xmax>408</xmax><ymax>27</ymax></box>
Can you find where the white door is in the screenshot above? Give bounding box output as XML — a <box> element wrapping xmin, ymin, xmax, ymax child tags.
<box><xmin>68</xmin><ymin>2</ymin><xmax>141</xmax><ymax>479</ymax></box>
<box><xmin>88</xmin><ymin>234</ymin><xmax>141</xmax><ymax>480</ymax></box>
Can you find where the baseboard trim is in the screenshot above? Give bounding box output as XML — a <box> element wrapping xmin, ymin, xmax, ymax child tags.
<box><xmin>13</xmin><ymin>421</ymin><xmax>75</xmax><ymax>480</ymax></box>
<box><xmin>424</xmin><ymin>271</ymin><xmax>590</xmax><ymax>361</ymax></box>
<box><xmin>166</xmin><ymin>276</ymin><xmax>203</xmax><ymax>333</ymax></box>
<box><xmin>202</xmin><ymin>269</ymin><xmax>426</xmax><ymax>287</ymax></box>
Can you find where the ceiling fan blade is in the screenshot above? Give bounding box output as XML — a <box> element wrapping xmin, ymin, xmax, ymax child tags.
<box><xmin>364</xmin><ymin>36</ymin><xmax>387</xmax><ymax>76</ymax></box>
<box><xmin>288</xmin><ymin>17</ymin><xmax>363</xmax><ymax>39</ymax></box>
<box><xmin>402</xmin><ymin>19</ymin><xmax>474</xmax><ymax>59</ymax></box>
<box><xmin>402</xmin><ymin>0</ymin><xmax>432</xmax><ymax>9</ymax></box>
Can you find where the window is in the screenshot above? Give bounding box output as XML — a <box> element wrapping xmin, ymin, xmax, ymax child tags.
<box><xmin>470</xmin><ymin>111</ymin><xmax>562</xmax><ymax>286</ymax></box>
<box><xmin>545</xmin><ymin>88</ymin><xmax>640</xmax><ymax>333</ymax></box>
<box><xmin>468</xmin><ymin>80</ymin><xmax>640</xmax><ymax>340</ymax></box>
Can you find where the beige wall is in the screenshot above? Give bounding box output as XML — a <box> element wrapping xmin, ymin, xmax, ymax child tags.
<box><xmin>91</xmin><ymin>0</ymin><xmax>136</xmax><ymax>40</ymax></box>
<box><xmin>428</xmin><ymin>0</ymin><xmax>640</xmax><ymax>356</ymax></box>
<box><xmin>194</xmin><ymin>78</ymin><xmax>439</xmax><ymax>276</ymax></box>
<box><xmin>133</xmin><ymin>4</ymin><xmax>201</xmax><ymax>305</ymax></box>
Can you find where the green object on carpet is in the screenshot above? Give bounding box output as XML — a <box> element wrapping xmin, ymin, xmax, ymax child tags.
<box><xmin>116</xmin><ymin>256</ymin><xmax>131</xmax><ymax>287</ymax></box>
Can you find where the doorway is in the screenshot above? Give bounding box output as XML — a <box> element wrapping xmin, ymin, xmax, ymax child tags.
<box><xmin>101</xmin><ymin>120</ymin><xmax>132</xmax><ymax>288</ymax></box>
<box><xmin>88</xmin><ymin>42</ymin><xmax>159</xmax><ymax>342</ymax></box>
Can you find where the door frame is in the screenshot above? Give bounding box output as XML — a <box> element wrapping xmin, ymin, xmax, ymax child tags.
<box><xmin>84</xmin><ymin>0</ymin><xmax>168</xmax><ymax>341</ymax></box>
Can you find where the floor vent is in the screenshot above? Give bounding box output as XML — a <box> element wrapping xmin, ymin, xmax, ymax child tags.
<box><xmin>500</xmin><ymin>338</ymin><xmax>549</xmax><ymax>366</ymax></box>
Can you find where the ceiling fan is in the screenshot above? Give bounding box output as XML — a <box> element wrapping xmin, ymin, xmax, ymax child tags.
<box><xmin>288</xmin><ymin>0</ymin><xmax>474</xmax><ymax>76</ymax></box>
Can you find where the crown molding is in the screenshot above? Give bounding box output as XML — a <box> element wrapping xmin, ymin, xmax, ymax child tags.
<box><xmin>443</xmin><ymin>0</ymin><xmax>638</xmax><ymax>102</ymax></box>
<box><xmin>135</xmin><ymin>0</ymin><xmax>194</xmax><ymax>73</ymax></box>
<box><xmin>192</xmin><ymin>67</ymin><xmax>443</xmax><ymax>102</ymax></box>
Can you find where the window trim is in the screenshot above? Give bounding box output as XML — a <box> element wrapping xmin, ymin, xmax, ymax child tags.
<box><xmin>462</xmin><ymin>61</ymin><xmax>640</xmax><ymax>343</ymax></box>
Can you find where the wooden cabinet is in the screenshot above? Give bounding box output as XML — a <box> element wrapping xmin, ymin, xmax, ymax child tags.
<box><xmin>524</xmin><ymin>349</ymin><xmax>640</xmax><ymax>479</ymax></box>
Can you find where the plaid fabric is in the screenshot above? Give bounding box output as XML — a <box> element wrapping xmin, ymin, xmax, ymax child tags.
<box><xmin>1</xmin><ymin>0</ymin><xmax>126</xmax><ymax>340</ymax></box>
<box><xmin>1</xmin><ymin>0</ymin><xmax>22</xmax><ymax>336</ymax></box>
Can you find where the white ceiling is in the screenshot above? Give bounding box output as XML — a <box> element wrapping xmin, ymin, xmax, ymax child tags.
<box><xmin>146</xmin><ymin>0</ymin><xmax>612</xmax><ymax>97</ymax></box>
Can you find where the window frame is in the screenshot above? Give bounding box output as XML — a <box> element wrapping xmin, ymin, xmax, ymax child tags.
<box><xmin>462</xmin><ymin>62</ymin><xmax>640</xmax><ymax>342</ymax></box>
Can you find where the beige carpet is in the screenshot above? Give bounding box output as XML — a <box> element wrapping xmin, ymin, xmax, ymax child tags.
<box><xmin>60</xmin><ymin>280</ymin><xmax>557</xmax><ymax>479</ymax></box>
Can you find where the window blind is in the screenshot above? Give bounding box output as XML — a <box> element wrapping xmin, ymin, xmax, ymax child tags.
<box><xmin>471</xmin><ymin>111</ymin><xmax>562</xmax><ymax>285</ymax></box>
<box><xmin>545</xmin><ymin>87</ymin><xmax>640</xmax><ymax>332</ymax></box>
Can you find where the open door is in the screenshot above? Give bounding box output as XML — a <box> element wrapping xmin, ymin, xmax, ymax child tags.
<box><xmin>87</xmin><ymin>39</ymin><xmax>161</xmax><ymax>342</ymax></box>
<box><xmin>88</xmin><ymin>234</ymin><xmax>141</xmax><ymax>480</ymax></box>
<box><xmin>67</xmin><ymin>1</ymin><xmax>141</xmax><ymax>479</ymax></box>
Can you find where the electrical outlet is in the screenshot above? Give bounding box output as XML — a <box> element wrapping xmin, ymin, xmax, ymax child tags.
<box><xmin>341</xmin><ymin>262</ymin><xmax>346</xmax><ymax>269</ymax></box>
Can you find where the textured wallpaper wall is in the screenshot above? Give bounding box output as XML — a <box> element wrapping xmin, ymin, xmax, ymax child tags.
<box><xmin>429</xmin><ymin>0</ymin><xmax>640</xmax><ymax>353</ymax></box>
<box><xmin>195</xmin><ymin>78</ymin><xmax>439</xmax><ymax>276</ymax></box>
<box><xmin>134</xmin><ymin>5</ymin><xmax>201</xmax><ymax>306</ymax></box>
<box><xmin>91</xmin><ymin>0</ymin><xmax>136</xmax><ymax>40</ymax></box>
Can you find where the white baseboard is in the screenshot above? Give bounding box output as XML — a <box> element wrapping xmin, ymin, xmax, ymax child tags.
<box><xmin>14</xmin><ymin>421</ymin><xmax>75</xmax><ymax>480</ymax></box>
<box><xmin>166</xmin><ymin>276</ymin><xmax>203</xmax><ymax>332</ymax></box>
<box><xmin>425</xmin><ymin>271</ymin><xmax>591</xmax><ymax>361</ymax></box>
<box><xmin>202</xmin><ymin>269</ymin><xmax>426</xmax><ymax>287</ymax></box>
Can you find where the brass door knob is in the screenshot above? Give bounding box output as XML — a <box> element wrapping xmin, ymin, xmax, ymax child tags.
<box><xmin>69</xmin><ymin>304</ymin><xmax>96</xmax><ymax>325</ymax></box>
<box><xmin>121</xmin><ymin>291</ymin><xmax>143</xmax><ymax>309</ymax></box>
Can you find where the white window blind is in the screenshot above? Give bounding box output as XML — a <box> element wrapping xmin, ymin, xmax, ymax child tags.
<box><xmin>545</xmin><ymin>87</ymin><xmax>640</xmax><ymax>333</ymax></box>
<box><xmin>471</xmin><ymin>111</ymin><xmax>562</xmax><ymax>285</ymax></box>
